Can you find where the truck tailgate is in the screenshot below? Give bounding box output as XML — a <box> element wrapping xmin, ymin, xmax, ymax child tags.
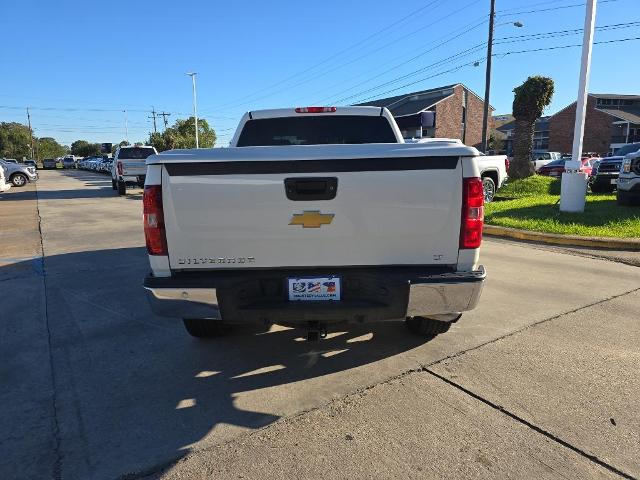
<box><xmin>159</xmin><ymin>151</ymin><xmax>462</xmax><ymax>270</ymax></box>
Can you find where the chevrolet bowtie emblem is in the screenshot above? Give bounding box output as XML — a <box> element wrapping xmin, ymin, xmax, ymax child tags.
<box><xmin>289</xmin><ymin>211</ymin><xmax>335</xmax><ymax>228</ymax></box>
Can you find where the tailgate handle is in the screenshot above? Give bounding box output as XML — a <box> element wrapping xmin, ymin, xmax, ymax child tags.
<box><xmin>285</xmin><ymin>177</ymin><xmax>338</xmax><ymax>201</ymax></box>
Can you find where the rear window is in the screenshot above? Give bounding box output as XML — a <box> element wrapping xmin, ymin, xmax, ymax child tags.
<box><xmin>236</xmin><ymin>115</ymin><xmax>398</xmax><ymax>147</ymax></box>
<box><xmin>118</xmin><ymin>147</ymin><xmax>156</xmax><ymax>159</ymax></box>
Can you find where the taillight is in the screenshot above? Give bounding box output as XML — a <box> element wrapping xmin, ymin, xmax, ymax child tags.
<box><xmin>143</xmin><ymin>185</ymin><xmax>168</xmax><ymax>256</ymax></box>
<box><xmin>460</xmin><ymin>177</ymin><xmax>484</xmax><ymax>249</ymax></box>
<box><xmin>295</xmin><ymin>106</ymin><xmax>337</xmax><ymax>113</ymax></box>
<box><xmin>505</xmin><ymin>157</ymin><xmax>510</xmax><ymax>173</ymax></box>
<box><xmin>117</xmin><ymin>161</ymin><xmax>123</xmax><ymax>175</ymax></box>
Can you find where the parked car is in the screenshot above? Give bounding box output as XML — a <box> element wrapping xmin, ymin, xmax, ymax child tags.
<box><xmin>43</xmin><ymin>158</ymin><xmax>57</xmax><ymax>169</ymax></box>
<box><xmin>0</xmin><ymin>163</ymin><xmax>12</xmax><ymax>193</ymax></box>
<box><xmin>590</xmin><ymin>143</ymin><xmax>640</xmax><ymax>193</ymax></box>
<box><xmin>538</xmin><ymin>157</ymin><xmax>595</xmax><ymax>177</ymax></box>
<box><xmin>62</xmin><ymin>157</ymin><xmax>77</xmax><ymax>169</ymax></box>
<box><xmin>531</xmin><ymin>151</ymin><xmax>562</xmax><ymax>171</ymax></box>
<box><xmin>2</xmin><ymin>158</ymin><xmax>19</xmax><ymax>164</ymax></box>
<box><xmin>143</xmin><ymin>106</ymin><xmax>486</xmax><ymax>340</ymax></box>
<box><xmin>112</xmin><ymin>146</ymin><xmax>157</xmax><ymax>195</ymax></box>
<box><xmin>617</xmin><ymin>148</ymin><xmax>640</xmax><ymax>205</ymax></box>
<box><xmin>24</xmin><ymin>160</ymin><xmax>37</xmax><ymax>169</ymax></box>
<box><xmin>0</xmin><ymin>159</ymin><xmax>38</xmax><ymax>187</ymax></box>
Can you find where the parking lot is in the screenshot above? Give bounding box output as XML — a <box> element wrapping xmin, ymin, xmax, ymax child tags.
<box><xmin>1</xmin><ymin>169</ymin><xmax>639</xmax><ymax>480</ymax></box>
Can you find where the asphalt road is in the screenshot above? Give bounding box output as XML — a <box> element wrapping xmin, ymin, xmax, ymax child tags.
<box><xmin>1</xmin><ymin>170</ymin><xmax>638</xmax><ymax>480</ymax></box>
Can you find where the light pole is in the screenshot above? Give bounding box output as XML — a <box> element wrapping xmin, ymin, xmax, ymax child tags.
<box><xmin>560</xmin><ymin>0</ymin><xmax>596</xmax><ymax>213</ymax></box>
<box><xmin>123</xmin><ymin>109</ymin><xmax>129</xmax><ymax>143</ymax></box>
<box><xmin>480</xmin><ymin>0</ymin><xmax>523</xmax><ymax>153</ymax></box>
<box><xmin>186</xmin><ymin>72</ymin><xmax>199</xmax><ymax>148</ymax></box>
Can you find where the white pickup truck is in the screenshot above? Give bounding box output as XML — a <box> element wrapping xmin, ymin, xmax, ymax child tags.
<box><xmin>112</xmin><ymin>145</ymin><xmax>158</xmax><ymax>195</ymax></box>
<box><xmin>143</xmin><ymin>106</ymin><xmax>486</xmax><ymax>340</ymax></box>
<box><xmin>410</xmin><ymin>138</ymin><xmax>508</xmax><ymax>202</ymax></box>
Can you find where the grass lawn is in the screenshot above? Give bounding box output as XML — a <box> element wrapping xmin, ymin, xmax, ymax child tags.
<box><xmin>487</xmin><ymin>177</ymin><xmax>640</xmax><ymax>238</ymax></box>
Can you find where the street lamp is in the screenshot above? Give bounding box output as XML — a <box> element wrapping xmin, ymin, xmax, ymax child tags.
<box><xmin>186</xmin><ymin>72</ymin><xmax>199</xmax><ymax>148</ymax></box>
<box><xmin>480</xmin><ymin>0</ymin><xmax>523</xmax><ymax>153</ymax></box>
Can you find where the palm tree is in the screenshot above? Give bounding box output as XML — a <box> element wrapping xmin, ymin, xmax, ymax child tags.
<box><xmin>510</xmin><ymin>76</ymin><xmax>555</xmax><ymax>179</ymax></box>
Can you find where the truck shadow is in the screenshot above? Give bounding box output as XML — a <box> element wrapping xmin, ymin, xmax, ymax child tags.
<box><xmin>3</xmin><ymin>247</ymin><xmax>431</xmax><ymax>479</ymax></box>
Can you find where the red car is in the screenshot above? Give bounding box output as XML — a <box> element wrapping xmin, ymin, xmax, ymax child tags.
<box><xmin>538</xmin><ymin>157</ymin><xmax>596</xmax><ymax>177</ymax></box>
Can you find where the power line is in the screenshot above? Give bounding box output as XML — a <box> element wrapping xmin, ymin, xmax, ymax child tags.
<box><xmin>199</xmin><ymin>0</ymin><xmax>446</xmax><ymax>113</ymax></box>
<box><xmin>317</xmin><ymin>17</ymin><xmax>488</xmax><ymax>104</ymax></box>
<box><xmin>329</xmin><ymin>21</ymin><xmax>639</xmax><ymax>106</ymax></box>
<box><xmin>201</xmin><ymin>0</ymin><xmax>484</xmax><ymax>113</ymax></box>
<box><xmin>498</xmin><ymin>0</ymin><xmax>620</xmax><ymax>17</ymax></box>
<box><xmin>349</xmin><ymin>35</ymin><xmax>640</xmax><ymax>105</ymax></box>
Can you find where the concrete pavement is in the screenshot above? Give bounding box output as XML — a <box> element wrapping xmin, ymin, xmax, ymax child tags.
<box><xmin>0</xmin><ymin>170</ymin><xmax>638</xmax><ymax>480</ymax></box>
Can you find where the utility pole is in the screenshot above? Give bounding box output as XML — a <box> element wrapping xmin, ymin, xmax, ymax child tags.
<box><xmin>149</xmin><ymin>107</ymin><xmax>158</xmax><ymax>134</ymax></box>
<box><xmin>560</xmin><ymin>0</ymin><xmax>596</xmax><ymax>213</ymax></box>
<box><xmin>158</xmin><ymin>112</ymin><xmax>171</xmax><ymax>129</ymax></box>
<box><xmin>186</xmin><ymin>72</ymin><xmax>199</xmax><ymax>148</ymax></box>
<box><xmin>26</xmin><ymin>107</ymin><xmax>35</xmax><ymax>159</ymax></box>
<box><xmin>481</xmin><ymin>0</ymin><xmax>496</xmax><ymax>153</ymax></box>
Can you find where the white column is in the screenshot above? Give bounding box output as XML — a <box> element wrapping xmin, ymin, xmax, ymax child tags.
<box><xmin>560</xmin><ymin>0</ymin><xmax>596</xmax><ymax>213</ymax></box>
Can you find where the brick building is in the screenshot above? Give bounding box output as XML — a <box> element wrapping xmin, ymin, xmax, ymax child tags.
<box><xmin>357</xmin><ymin>84</ymin><xmax>492</xmax><ymax>148</ymax></box>
<box><xmin>549</xmin><ymin>93</ymin><xmax>640</xmax><ymax>155</ymax></box>
<box><xmin>496</xmin><ymin>115</ymin><xmax>551</xmax><ymax>156</ymax></box>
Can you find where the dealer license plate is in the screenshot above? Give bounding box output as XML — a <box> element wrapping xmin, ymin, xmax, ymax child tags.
<box><xmin>288</xmin><ymin>276</ymin><xmax>341</xmax><ymax>301</ymax></box>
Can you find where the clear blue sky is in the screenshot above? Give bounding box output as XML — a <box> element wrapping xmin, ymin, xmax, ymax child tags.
<box><xmin>1</xmin><ymin>0</ymin><xmax>638</xmax><ymax>146</ymax></box>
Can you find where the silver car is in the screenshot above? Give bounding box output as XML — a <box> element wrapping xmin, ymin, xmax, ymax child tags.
<box><xmin>0</xmin><ymin>159</ymin><xmax>38</xmax><ymax>187</ymax></box>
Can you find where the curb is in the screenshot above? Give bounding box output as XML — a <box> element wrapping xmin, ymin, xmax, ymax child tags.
<box><xmin>484</xmin><ymin>224</ymin><xmax>640</xmax><ymax>251</ymax></box>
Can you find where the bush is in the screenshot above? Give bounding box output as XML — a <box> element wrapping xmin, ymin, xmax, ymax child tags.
<box><xmin>497</xmin><ymin>176</ymin><xmax>561</xmax><ymax>198</ymax></box>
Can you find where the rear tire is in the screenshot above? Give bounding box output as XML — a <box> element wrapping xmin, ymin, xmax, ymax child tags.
<box><xmin>405</xmin><ymin>315</ymin><xmax>460</xmax><ymax>337</ymax></box>
<box><xmin>183</xmin><ymin>318</ymin><xmax>231</xmax><ymax>338</ymax></box>
<box><xmin>111</xmin><ymin>179</ymin><xmax>117</xmax><ymax>190</ymax></box>
<box><xmin>482</xmin><ymin>176</ymin><xmax>496</xmax><ymax>203</ymax></box>
<box><xmin>117</xmin><ymin>180</ymin><xmax>126</xmax><ymax>196</ymax></box>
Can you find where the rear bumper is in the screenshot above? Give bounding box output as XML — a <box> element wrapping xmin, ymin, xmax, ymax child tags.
<box><xmin>119</xmin><ymin>174</ymin><xmax>145</xmax><ymax>184</ymax></box>
<box><xmin>143</xmin><ymin>266</ymin><xmax>486</xmax><ymax>324</ymax></box>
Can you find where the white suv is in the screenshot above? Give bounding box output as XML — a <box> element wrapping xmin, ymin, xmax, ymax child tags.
<box><xmin>617</xmin><ymin>150</ymin><xmax>640</xmax><ymax>206</ymax></box>
<box><xmin>111</xmin><ymin>146</ymin><xmax>158</xmax><ymax>196</ymax></box>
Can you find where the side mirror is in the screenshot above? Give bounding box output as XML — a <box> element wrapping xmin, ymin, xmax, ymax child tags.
<box><xmin>420</xmin><ymin>111</ymin><xmax>435</xmax><ymax>128</ymax></box>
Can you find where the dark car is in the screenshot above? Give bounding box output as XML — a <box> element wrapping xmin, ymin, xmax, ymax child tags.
<box><xmin>538</xmin><ymin>157</ymin><xmax>594</xmax><ymax>177</ymax></box>
<box><xmin>43</xmin><ymin>158</ymin><xmax>57</xmax><ymax>169</ymax></box>
<box><xmin>590</xmin><ymin>143</ymin><xmax>640</xmax><ymax>193</ymax></box>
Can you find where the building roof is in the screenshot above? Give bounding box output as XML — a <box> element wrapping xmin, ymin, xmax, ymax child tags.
<box><xmin>597</xmin><ymin>107</ymin><xmax>640</xmax><ymax>124</ymax></box>
<box><xmin>496</xmin><ymin>116</ymin><xmax>550</xmax><ymax>133</ymax></box>
<box><xmin>356</xmin><ymin>83</ymin><xmax>491</xmax><ymax>117</ymax></box>
<box><xmin>590</xmin><ymin>93</ymin><xmax>640</xmax><ymax>100</ymax></box>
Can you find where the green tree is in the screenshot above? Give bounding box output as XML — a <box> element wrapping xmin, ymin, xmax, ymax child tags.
<box><xmin>148</xmin><ymin>117</ymin><xmax>216</xmax><ymax>152</ymax></box>
<box><xmin>510</xmin><ymin>76</ymin><xmax>555</xmax><ymax>179</ymax></box>
<box><xmin>0</xmin><ymin>122</ymin><xmax>32</xmax><ymax>159</ymax></box>
<box><xmin>111</xmin><ymin>141</ymin><xmax>130</xmax><ymax>154</ymax></box>
<box><xmin>37</xmin><ymin>137</ymin><xmax>67</xmax><ymax>160</ymax></box>
<box><xmin>70</xmin><ymin>140</ymin><xmax>101</xmax><ymax>157</ymax></box>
